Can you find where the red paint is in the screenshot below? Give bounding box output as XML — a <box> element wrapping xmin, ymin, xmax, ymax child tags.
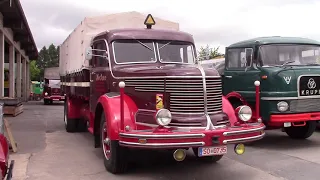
<box><xmin>0</xmin><ymin>134</ymin><xmax>9</xmax><ymax>178</ymax></box>
<box><xmin>222</xmin><ymin>96</ymin><xmax>237</xmax><ymax>125</ymax></box>
<box><xmin>120</xmin><ymin>85</ymin><xmax>125</xmax><ymax>131</ymax></box>
<box><xmin>270</xmin><ymin>112</ymin><xmax>320</xmax><ymax>122</ymax></box>
<box><xmin>98</xmin><ymin>94</ymin><xmax>138</xmax><ymax>140</ymax></box>
<box><xmin>67</xmin><ymin>97</ymin><xmax>83</xmax><ymax>119</ymax></box>
<box><xmin>225</xmin><ymin>91</ymin><xmax>248</xmax><ymax>105</ymax></box>
<box><xmin>255</xmin><ymin>83</ymin><xmax>260</xmax><ymax>119</ymax></box>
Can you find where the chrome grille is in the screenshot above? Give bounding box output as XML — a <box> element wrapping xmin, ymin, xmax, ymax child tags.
<box><xmin>290</xmin><ymin>99</ymin><xmax>320</xmax><ymax>112</ymax></box>
<box><xmin>125</xmin><ymin>77</ymin><xmax>223</xmax><ymax>115</ymax></box>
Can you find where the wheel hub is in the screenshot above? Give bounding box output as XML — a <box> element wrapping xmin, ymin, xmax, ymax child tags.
<box><xmin>102</xmin><ymin>123</ymin><xmax>111</xmax><ymax>160</ymax></box>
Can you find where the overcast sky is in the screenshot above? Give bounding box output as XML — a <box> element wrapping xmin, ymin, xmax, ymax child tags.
<box><xmin>20</xmin><ymin>0</ymin><xmax>320</xmax><ymax>53</ymax></box>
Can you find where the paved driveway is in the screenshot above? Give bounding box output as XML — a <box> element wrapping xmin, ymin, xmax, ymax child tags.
<box><xmin>6</xmin><ymin>102</ymin><xmax>320</xmax><ymax>180</ymax></box>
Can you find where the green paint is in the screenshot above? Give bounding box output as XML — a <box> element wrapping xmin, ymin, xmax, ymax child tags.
<box><xmin>223</xmin><ymin>36</ymin><xmax>320</xmax><ymax>123</ymax></box>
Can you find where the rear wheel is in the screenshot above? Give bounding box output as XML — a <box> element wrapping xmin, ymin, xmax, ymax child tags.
<box><xmin>192</xmin><ymin>148</ymin><xmax>223</xmax><ymax>163</ymax></box>
<box><xmin>100</xmin><ymin>112</ymin><xmax>128</xmax><ymax>174</ymax></box>
<box><xmin>285</xmin><ymin>121</ymin><xmax>317</xmax><ymax>139</ymax></box>
<box><xmin>64</xmin><ymin>99</ymin><xmax>77</xmax><ymax>132</ymax></box>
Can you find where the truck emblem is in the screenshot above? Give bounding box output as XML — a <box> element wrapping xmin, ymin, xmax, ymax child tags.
<box><xmin>283</xmin><ymin>76</ymin><xmax>291</xmax><ymax>84</ymax></box>
<box><xmin>156</xmin><ymin>94</ymin><xmax>164</xmax><ymax>110</ymax></box>
<box><xmin>96</xmin><ymin>74</ymin><xmax>107</xmax><ymax>81</ymax></box>
<box><xmin>307</xmin><ymin>78</ymin><xmax>316</xmax><ymax>89</ymax></box>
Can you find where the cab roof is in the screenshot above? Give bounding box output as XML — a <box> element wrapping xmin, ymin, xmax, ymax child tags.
<box><xmin>228</xmin><ymin>36</ymin><xmax>320</xmax><ymax>48</ymax></box>
<box><xmin>94</xmin><ymin>28</ymin><xmax>195</xmax><ymax>43</ymax></box>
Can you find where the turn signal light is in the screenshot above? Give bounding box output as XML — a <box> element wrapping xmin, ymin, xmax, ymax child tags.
<box><xmin>234</xmin><ymin>143</ymin><xmax>245</xmax><ymax>155</ymax></box>
<box><xmin>261</xmin><ymin>75</ymin><xmax>267</xmax><ymax>79</ymax></box>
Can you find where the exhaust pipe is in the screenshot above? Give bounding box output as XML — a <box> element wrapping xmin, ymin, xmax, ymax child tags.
<box><xmin>173</xmin><ymin>149</ymin><xmax>186</xmax><ymax>162</ymax></box>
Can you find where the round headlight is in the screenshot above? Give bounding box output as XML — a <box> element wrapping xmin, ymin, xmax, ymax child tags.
<box><xmin>155</xmin><ymin>109</ymin><xmax>172</xmax><ymax>126</ymax></box>
<box><xmin>44</xmin><ymin>92</ymin><xmax>48</xmax><ymax>96</ymax></box>
<box><xmin>237</xmin><ymin>105</ymin><xmax>252</xmax><ymax>122</ymax></box>
<box><xmin>277</xmin><ymin>101</ymin><xmax>288</xmax><ymax>112</ymax></box>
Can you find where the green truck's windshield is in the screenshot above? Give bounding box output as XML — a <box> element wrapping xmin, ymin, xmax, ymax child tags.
<box><xmin>113</xmin><ymin>40</ymin><xmax>195</xmax><ymax>64</ymax></box>
<box><xmin>259</xmin><ymin>44</ymin><xmax>320</xmax><ymax>66</ymax></box>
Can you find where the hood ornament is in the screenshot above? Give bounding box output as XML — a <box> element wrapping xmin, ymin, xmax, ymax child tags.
<box><xmin>283</xmin><ymin>76</ymin><xmax>291</xmax><ymax>84</ymax></box>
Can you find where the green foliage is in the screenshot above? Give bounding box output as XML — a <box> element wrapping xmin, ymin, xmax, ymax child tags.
<box><xmin>30</xmin><ymin>60</ymin><xmax>41</xmax><ymax>81</ymax></box>
<box><xmin>197</xmin><ymin>45</ymin><xmax>224</xmax><ymax>61</ymax></box>
<box><xmin>37</xmin><ymin>43</ymin><xmax>60</xmax><ymax>79</ymax></box>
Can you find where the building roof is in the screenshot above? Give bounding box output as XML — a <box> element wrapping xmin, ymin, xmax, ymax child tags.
<box><xmin>228</xmin><ymin>36</ymin><xmax>320</xmax><ymax>48</ymax></box>
<box><xmin>0</xmin><ymin>0</ymin><xmax>38</xmax><ymax>60</ymax></box>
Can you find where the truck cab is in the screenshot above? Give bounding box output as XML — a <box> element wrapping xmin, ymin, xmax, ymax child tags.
<box><xmin>61</xmin><ymin>14</ymin><xmax>266</xmax><ymax>174</ymax></box>
<box><xmin>222</xmin><ymin>36</ymin><xmax>320</xmax><ymax>139</ymax></box>
<box><xmin>43</xmin><ymin>67</ymin><xmax>65</xmax><ymax>105</ymax></box>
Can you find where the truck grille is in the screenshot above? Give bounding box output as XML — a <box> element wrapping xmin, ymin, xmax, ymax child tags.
<box><xmin>125</xmin><ymin>76</ymin><xmax>225</xmax><ymax>126</ymax></box>
<box><xmin>166</xmin><ymin>78</ymin><xmax>222</xmax><ymax>115</ymax></box>
<box><xmin>290</xmin><ymin>98</ymin><xmax>320</xmax><ymax>112</ymax></box>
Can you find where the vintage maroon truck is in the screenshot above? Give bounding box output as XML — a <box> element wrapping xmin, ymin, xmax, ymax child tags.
<box><xmin>0</xmin><ymin>103</ymin><xmax>14</xmax><ymax>179</ymax></box>
<box><xmin>43</xmin><ymin>67</ymin><xmax>65</xmax><ymax>104</ymax></box>
<box><xmin>59</xmin><ymin>14</ymin><xmax>266</xmax><ymax>174</ymax></box>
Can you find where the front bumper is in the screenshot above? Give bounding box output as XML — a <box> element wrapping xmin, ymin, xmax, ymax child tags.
<box><xmin>270</xmin><ymin>112</ymin><xmax>320</xmax><ymax>122</ymax></box>
<box><xmin>44</xmin><ymin>95</ymin><xmax>65</xmax><ymax>101</ymax></box>
<box><xmin>119</xmin><ymin>123</ymin><xmax>265</xmax><ymax>149</ymax></box>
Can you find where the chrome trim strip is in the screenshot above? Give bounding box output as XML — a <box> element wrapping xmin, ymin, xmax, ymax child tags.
<box><xmin>119</xmin><ymin>133</ymin><xmax>205</xmax><ymax>139</ymax></box>
<box><xmin>197</xmin><ymin>64</ymin><xmax>208</xmax><ymax>114</ymax></box>
<box><xmin>223</xmin><ymin>132</ymin><xmax>265</xmax><ymax>144</ymax></box>
<box><xmin>119</xmin><ymin>141</ymin><xmax>205</xmax><ymax>148</ymax></box>
<box><xmin>223</xmin><ymin>125</ymin><xmax>265</xmax><ymax>136</ymax></box>
<box><xmin>135</xmin><ymin>122</ymin><xmax>207</xmax><ymax>130</ymax></box>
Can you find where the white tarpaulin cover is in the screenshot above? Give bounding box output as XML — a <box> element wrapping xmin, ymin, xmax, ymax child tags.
<box><xmin>59</xmin><ymin>11</ymin><xmax>180</xmax><ymax>76</ymax></box>
<box><xmin>44</xmin><ymin>67</ymin><xmax>60</xmax><ymax>79</ymax></box>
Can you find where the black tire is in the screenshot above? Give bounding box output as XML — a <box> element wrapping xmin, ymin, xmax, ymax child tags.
<box><xmin>64</xmin><ymin>99</ymin><xmax>78</xmax><ymax>132</ymax></box>
<box><xmin>192</xmin><ymin>148</ymin><xmax>223</xmax><ymax>163</ymax></box>
<box><xmin>44</xmin><ymin>99</ymin><xmax>49</xmax><ymax>105</ymax></box>
<box><xmin>285</xmin><ymin>121</ymin><xmax>317</xmax><ymax>139</ymax></box>
<box><xmin>100</xmin><ymin>112</ymin><xmax>128</xmax><ymax>174</ymax></box>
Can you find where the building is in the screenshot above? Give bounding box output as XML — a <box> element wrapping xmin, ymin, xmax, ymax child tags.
<box><xmin>0</xmin><ymin>0</ymin><xmax>38</xmax><ymax>101</ymax></box>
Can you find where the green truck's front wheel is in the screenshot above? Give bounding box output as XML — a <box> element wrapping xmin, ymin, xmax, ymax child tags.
<box><xmin>284</xmin><ymin>121</ymin><xmax>317</xmax><ymax>139</ymax></box>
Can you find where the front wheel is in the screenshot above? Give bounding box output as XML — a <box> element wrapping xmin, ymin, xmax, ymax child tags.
<box><xmin>192</xmin><ymin>148</ymin><xmax>223</xmax><ymax>163</ymax></box>
<box><xmin>100</xmin><ymin>112</ymin><xmax>128</xmax><ymax>174</ymax></box>
<box><xmin>285</xmin><ymin>121</ymin><xmax>317</xmax><ymax>139</ymax></box>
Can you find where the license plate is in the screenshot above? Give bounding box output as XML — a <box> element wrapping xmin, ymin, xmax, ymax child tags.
<box><xmin>198</xmin><ymin>146</ymin><xmax>227</xmax><ymax>157</ymax></box>
<box><xmin>53</xmin><ymin>99</ymin><xmax>59</xmax><ymax>101</ymax></box>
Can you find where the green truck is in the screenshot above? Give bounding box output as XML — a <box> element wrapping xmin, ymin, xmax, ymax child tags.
<box><xmin>30</xmin><ymin>81</ymin><xmax>43</xmax><ymax>101</ymax></box>
<box><xmin>221</xmin><ymin>36</ymin><xmax>320</xmax><ymax>139</ymax></box>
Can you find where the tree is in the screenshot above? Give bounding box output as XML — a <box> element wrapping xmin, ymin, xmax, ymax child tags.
<box><xmin>197</xmin><ymin>45</ymin><xmax>224</xmax><ymax>61</ymax></box>
<box><xmin>30</xmin><ymin>60</ymin><xmax>41</xmax><ymax>81</ymax></box>
<box><xmin>36</xmin><ymin>43</ymin><xmax>60</xmax><ymax>79</ymax></box>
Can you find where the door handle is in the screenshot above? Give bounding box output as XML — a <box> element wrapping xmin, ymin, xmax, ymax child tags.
<box><xmin>225</xmin><ymin>76</ymin><xmax>232</xmax><ymax>79</ymax></box>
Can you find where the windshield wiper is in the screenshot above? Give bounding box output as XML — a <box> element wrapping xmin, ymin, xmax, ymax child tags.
<box><xmin>159</xmin><ymin>41</ymin><xmax>173</xmax><ymax>49</ymax></box>
<box><xmin>281</xmin><ymin>60</ymin><xmax>295</xmax><ymax>67</ymax></box>
<box><xmin>136</xmin><ymin>40</ymin><xmax>153</xmax><ymax>51</ymax></box>
<box><xmin>305</xmin><ymin>63</ymin><xmax>320</xmax><ymax>66</ymax></box>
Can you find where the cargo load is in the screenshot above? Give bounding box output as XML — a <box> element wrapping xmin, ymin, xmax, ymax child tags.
<box><xmin>59</xmin><ymin>11</ymin><xmax>179</xmax><ymax>76</ymax></box>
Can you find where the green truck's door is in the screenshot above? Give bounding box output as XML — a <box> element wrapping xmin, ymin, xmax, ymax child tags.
<box><xmin>223</xmin><ymin>48</ymin><xmax>260</xmax><ymax>101</ymax></box>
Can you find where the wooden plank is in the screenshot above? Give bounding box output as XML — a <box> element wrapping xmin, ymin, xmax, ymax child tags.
<box><xmin>4</xmin><ymin>118</ymin><xmax>17</xmax><ymax>153</ymax></box>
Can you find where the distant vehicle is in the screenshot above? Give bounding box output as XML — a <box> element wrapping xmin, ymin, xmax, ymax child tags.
<box><xmin>43</xmin><ymin>67</ymin><xmax>65</xmax><ymax>105</ymax></box>
<box><xmin>29</xmin><ymin>81</ymin><xmax>43</xmax><ymax>101</ymax></box>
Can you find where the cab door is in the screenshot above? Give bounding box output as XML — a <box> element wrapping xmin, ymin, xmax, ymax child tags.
<box><xmin>223</xmin><ymin>48</ymin><xmax>260</xmax><ymax>101</ymax></box>
<box><xmin>90</xmin><ymin>40</ymin><xmax>110</xmax><ymax>113</ymax></box>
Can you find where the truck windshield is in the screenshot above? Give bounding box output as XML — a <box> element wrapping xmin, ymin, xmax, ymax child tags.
<box><xmin>113</xmin><ymin>40</ymin><xmax>195</xmax><ymax>64</ymax></box>
<box><xmin>260</xmin><ymin>44</ymin><xmax>320</xmax><ymax>66</ymax></box>
<box><xmin>48</xmin><ymin>80</ymin><xmax>61</xmax><ymax>88</ymax></box>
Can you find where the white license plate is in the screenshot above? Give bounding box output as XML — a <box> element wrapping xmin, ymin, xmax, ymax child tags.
<box><xmin>198</xmin><ymin>146</ymin><xmax>227</xmax><ymax>157</ymax></box>
<box><xmin>53</xmin><ymin>99</ymin><xmax>59</xmax><ymax>101</ymax></box>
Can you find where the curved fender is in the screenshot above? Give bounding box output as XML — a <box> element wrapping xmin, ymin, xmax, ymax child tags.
<box><xmin>225</xmin><ymin>91</ymin><xmax>248</xmax><ymax>105</ymax></box>
<box><xmin>222</xmin><ymin>95</ymin><xmax>237</xmax><ymax>125</ymax></box>
<box><xmin>98</xmin><ymin>94</ymin><xmax>138</xmax><ymax>140</ymax></box>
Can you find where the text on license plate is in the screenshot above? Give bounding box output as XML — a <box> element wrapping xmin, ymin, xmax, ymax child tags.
<box><xmin>53</xmin><ymin>99</ymin><xmax>59</xmax><ymax>101</ymax></box>
<box><xmin>198</xmin><ymin>146</ymin><xmax>227</xmax><ymax>157</ymax></box>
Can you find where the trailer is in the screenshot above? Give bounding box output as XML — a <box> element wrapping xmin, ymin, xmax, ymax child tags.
<box><xmin>59</xmin><ymin>12</ymin><xmax>265</xmax><ymax>174</ymax></box>
<box><xmin>43</xmin><ymin>67</ymin><xmax>65</xmax><ymax>104</ymax></box>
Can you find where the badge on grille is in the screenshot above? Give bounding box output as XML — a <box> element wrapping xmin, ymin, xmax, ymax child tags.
<box><xmin>156</xmin><ymin>94</ymin><xmax>164</xmax><ymax>110</ymax></box>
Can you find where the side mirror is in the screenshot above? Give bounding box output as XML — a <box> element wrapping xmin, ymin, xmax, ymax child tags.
<box><xmin>85</xmin><ymin>46</ymin><xmax>93</xmax><ymax>60</ymax></box>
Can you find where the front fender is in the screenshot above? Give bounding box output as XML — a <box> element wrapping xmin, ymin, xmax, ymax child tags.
<box><xmin>222</xmin><ymin>96</ymin><xmax>237</xmax><ymax>125</ymax></box>
<box><xmin>225</xmin><ymin>91</ymin><xmax>248</xmax><ymax>105</ymax></box>
<box><xmin>98</xmin><ymin>93</ymin><xmax>138</xmax><ymax>140</ymax></box>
